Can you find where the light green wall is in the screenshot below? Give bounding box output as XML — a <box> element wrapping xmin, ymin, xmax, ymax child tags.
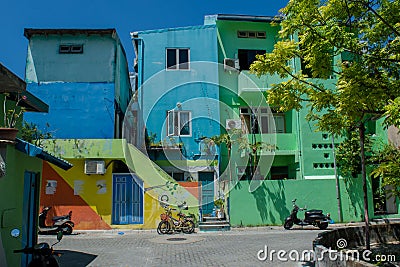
<box><xmin>41</xmin><ymin>139</ymin><xmax>125</xmax><ymax>159</ymax></box>
<box><xmin>229</xmin><ymin>178</ymin><xmax>372</xmax><ymax>226</ymax></box>
<box><xmin>0</xmin><ymin>145</ymin><xmax>43</xmax><ymax>267</ymax></box>
<box><xmin>216</xmin><ymin>20</ymin><xmax>279</xmax><ymax>61</ymax></box>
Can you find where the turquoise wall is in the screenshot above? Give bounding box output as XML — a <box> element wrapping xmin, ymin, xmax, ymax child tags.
<box><xmin>137</xmin><ymin>25</ymin><xmax>221</xmax><ymax>156</ymax></box>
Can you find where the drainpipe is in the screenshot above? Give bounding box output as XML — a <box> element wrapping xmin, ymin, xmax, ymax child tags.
<box><xmin>291</xmin><ymin>33</ymin><xmax>304</xmax><ymax>180</ymax></box>
<box><xmin>131</xmin><ymin>34</ymin><xmax>144</xmax><ymax>150</ymax></box>
<box><xmin>296</xmin><ymin>110</ymin><xmax>304</xmax><ymax>179</ymax></box>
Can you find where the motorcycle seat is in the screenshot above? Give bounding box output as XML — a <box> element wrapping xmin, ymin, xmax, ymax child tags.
<box><xmin>305</xmin><ymin>209</ymin><xmax>323</xmax><ymax>215</ymax></box>
<box><xmin>52</xmin><ymin>215</ymin><xmax>69</xmax><ymax>221</ymax></box>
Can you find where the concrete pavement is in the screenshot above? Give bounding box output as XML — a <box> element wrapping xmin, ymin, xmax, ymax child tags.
<box><xmin>39</xmin><ymin>226</ymin><xmax>329</xmax><ymax>267</ymax></box>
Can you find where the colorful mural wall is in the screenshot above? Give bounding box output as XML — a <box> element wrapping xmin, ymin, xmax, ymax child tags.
<box><xmin>40</xmin><ymin>139</ymin><xmax>200</xmax><ymax>230</ymax></box>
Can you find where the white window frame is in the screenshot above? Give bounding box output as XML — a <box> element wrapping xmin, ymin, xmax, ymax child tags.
<box><xmin>167</xmin><ymin>110</ymin><xmax>192</xmax><ymax>137</ymax></box>
<box><xmin>166</xmin><ymin>48</ymin><xmax>190</xmax><ymax>70</ymax></box>
<box><xmin>240</xmin><ymin>107</ymin><xmax>285</xmax><ymax>134</ymax></box>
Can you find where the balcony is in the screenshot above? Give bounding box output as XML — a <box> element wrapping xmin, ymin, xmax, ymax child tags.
<box><xmin>241</xmin><ymin>133</ymin><xmax>298</xmax><ymax>155</ymax></box>
<box><xmin>237</xmin><ymin>71</ymin><xmax>283</xmax><ymax>97</ymax></box>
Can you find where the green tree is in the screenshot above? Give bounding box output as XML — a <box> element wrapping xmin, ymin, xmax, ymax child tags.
<box><xmin>21</xmin><ymin>122</ymin><xmax>53</xmax><ymax>147</ymax></box>
<box><xmin>371</xmin><ymin>143</ymin><xmax>400</xmax><ymax>199</ymax></box>
<box><xmin>210</xmin><ymin>130</ymin><xmax>239</xmax><ymax>183</ymax></box>
<box><xmin>251</xmin><ymin>0</ymin><xmax>400</xmax><ymax>249</ymax></box>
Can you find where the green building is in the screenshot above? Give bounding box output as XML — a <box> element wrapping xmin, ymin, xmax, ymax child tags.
<box><xmin>208</xmin><ymin>14</ymin><xmax>399</xmax><ymax>226</ymax></box>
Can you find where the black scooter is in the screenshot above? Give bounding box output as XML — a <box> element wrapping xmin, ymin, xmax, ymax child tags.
<box><xmin>284</xmin><ymin>199</ymin><xmax>331</xmax><ymax>230</ymax></box>
<box><xmin>13</xmin><ymin>229</ymin><xmax>63</xmax><ymax>267</ymax></box>
<box><xmin>39</xmin><ymin>206</ymin><xmax>74</xmax><ymax>235</ymax></box>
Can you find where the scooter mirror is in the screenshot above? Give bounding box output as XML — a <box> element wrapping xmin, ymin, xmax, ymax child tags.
<box><xmin>10</xmin><ymin>229</ymin><xmax>20</xmax><ymax>238</ymax></box>
<box><xmin>57</xmin><ymin>231</ymin><xmax>63</xmax><ymax>241</ymax></box>
<box><xmin>292</xmin><ymin>199</ymin><xmax>297</xmax><ymax>203</ymax></box>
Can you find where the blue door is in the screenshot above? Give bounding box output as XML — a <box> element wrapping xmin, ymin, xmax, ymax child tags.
<box><xmin>199</xmin><ymin>172</ymin><xmax>215</xmax><ymax>215</ymax></box>
<box><xmin>112</xmin><ymin>174</ymin><xmax>143</xmax><ymax>224</ymax></box>
<box><xmin>22</xmin><ymin>171</ymin><xmax>39</xmax><ymax>267</ymax></box>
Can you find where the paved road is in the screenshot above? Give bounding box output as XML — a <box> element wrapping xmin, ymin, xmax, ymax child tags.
<box><xmin>39</xmin><ymin>226</ymin><xmax>326</xmax><ymax>267</ymax></box>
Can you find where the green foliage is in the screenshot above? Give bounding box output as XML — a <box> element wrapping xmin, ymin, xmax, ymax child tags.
<box><xmin>214</xmin><ymin>198</ymin><xmax>224</xmax><ymax>208</ymax></box>
<box><xmin>335</xmin><ymin>130</ymin><xmax>374</xmax><ymax>178</ymax></box>
<box><xmin>20</xmin><ymin>122</ymin><xmax>53</xmax><ymax>147</ymax></box>
<box><xmin>371</xmin><ymin>143</ymin><xmax>400</xmax><ymax>199</ymax></box>
<box><xmin>2</xmin><ymin>93</ymin><xmax>26</xmax><ymax>128</ymax></box>
<box><xmin>251</xmin><ymin>0</ymin><xmax>400</xmax><ymax>200</ymax></box>
<box><xmin>145</xmin><ymin>130</ymin><xmax>158</xmax><ymax>147</ymax></box>
<box><xmin>384</xmin><ymin>97</ymin><xmax>400</xmax><ymax>127</ymax></box>
<box><xmin>251</xmin><ymin>0</ymin><xmax>400</xmax><ymax>134</ymax></box>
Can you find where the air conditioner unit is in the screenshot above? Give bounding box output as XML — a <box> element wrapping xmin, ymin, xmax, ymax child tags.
<box><xmin>226</xmin><ymin>119</ymin><xmax>242</xmax><ymax>130</ymax></box>
<box><xmin>84</xmin><ymin>160</ymin><xmax>105</xmax><ymax>175</ymax></box>
<box><xmin>223</xmin><ymin>58</ymin><xmax>239</xmax><ymax>71</ymax></box>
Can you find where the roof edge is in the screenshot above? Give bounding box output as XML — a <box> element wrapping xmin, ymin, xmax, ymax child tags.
<box><xmin>24</xmin><ymin>28</ymin><xmax>117</xmax><ymax>39</ymax></box>
<box><xmin>216</xmin><ymin>14</ymin><xmax>282</xmax><ymax>23</ymax></box>
<box><xmin>15</xmin><ymin>138</ymin><xmax>73</xmax><ymax>170</ymax></box>
<box><xmin>131</xmin><ymin>24</ymin><xmax>216</xmax><ymax>36</ymax></box>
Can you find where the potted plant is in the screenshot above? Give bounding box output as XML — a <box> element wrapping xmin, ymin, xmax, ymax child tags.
<box><xmin>0</xmin><ymin>93</ymin><xmax>26</xmax><ymax>141</ymax></box>
<box><xmin>214</xmin><ymin>198</ymin><xmax>225</xmax><ymax>219</ymax></box>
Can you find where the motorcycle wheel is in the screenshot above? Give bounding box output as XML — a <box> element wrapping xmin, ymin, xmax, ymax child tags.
<box><xmin>62</xmin><ymin>224</ymin><xmax>73</xmax><ymax>235</ymax></box>
<box><xmin>28</xmin><ymin>256</ymin><xmax>60</xmax><ymax>267</ymax></box>
<box><xmin>157</xmin><ymin>221</ymin><xmax>170</xmax><ymax>235</ymax></box>
<box><xmin>182</xmin><ymin>220</ymin><xmax>195</xmax><ymax>234</ymax></box>
<box><xmin>317</xmin><ymin>222</ymin><xmax>328</xmax><ymax>230</ymax></box>
<box><xmin>284</xmin><ymin>220</ymin><xmax>294</xmax><ymax>230</ymax></box>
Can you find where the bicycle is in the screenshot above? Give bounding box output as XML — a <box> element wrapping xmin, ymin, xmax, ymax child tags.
<box><xmin>157</xmin><ymin>202</ymin><xmax>195</xmax><ymax>234</ymax></box>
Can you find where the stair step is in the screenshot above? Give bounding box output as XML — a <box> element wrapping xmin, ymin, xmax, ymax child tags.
<box><xmin>199</xmin><ymin>221</ymin><xmax>229</xmax><ymax>225</ymax></box>
<box><xmin>202</xmin><ymin>216</ymin><xmax>227</xmax><ymax>222</ymax></box>
<box><xmin>199</xmin><ymin>223</ymin><xmax>231</xmax><ymax>232</ymax></box>
<box><xmin>199</xmin><ymin>217</ymin><xmax>231</xmax><ymax>232</ymax></box>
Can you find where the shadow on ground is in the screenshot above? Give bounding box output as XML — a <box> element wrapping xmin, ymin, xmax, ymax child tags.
<box><xmin>57</xmin><ymin>250</ymin><xmax>97</xmax><ymax>266</ymax></box>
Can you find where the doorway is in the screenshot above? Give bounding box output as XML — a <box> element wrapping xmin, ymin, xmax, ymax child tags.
<box><xmin>199</xmin><ymin>172</ymin><xmax>215</xmax><ymax>216</ymax></box>
<box><xmin>22</xmin><ymin>171</ymin><xmax>39</xmax><ymax>267</ymax></box>
<box><xmin>112</xmin><ymin>174</ymin><xmax>144</xmax><ymax>224</ymax></box>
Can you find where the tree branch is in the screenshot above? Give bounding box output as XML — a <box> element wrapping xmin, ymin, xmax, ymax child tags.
<box><xmin>280</xmin><ymin>65</ymin><xmax>328</xmax><ymax>92</ymax></box>
<box><xmin>352</xmin><ymin>0</ymin><xmax>400</xmax><ymax>36</ymax></box>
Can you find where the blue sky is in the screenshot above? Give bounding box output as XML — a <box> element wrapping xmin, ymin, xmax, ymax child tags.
<box><xmin>1</xmin><ymin>0</ymin><xmax>288</xmax><ymax>78</ymax></box>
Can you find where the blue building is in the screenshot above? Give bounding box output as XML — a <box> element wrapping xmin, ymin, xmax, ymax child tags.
<box><xmin>23</xmin><ymin>29</ymin><xmax>132</xmax><ymax>138</ymax></box>
<box><xmin>132</xmin><ymin>24</ymin><xmax>222</xmax><ymax>214</ymax></box>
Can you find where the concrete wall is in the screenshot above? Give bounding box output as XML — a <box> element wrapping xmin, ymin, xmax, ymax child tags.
<box><xmin>314</xmin><ymin>223</ymin><xmax>400</xmax><ymax>266</ymax></box>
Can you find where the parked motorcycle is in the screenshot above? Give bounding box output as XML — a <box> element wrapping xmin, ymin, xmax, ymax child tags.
<box><xmin>284</xmin><ymin>199</ymin><xmax>331</xmax><ymax>230</ymax></box>
<box><xmin>39</xmin><ymin>206</ymin><xmax>74</xmax><ymax>235</ymax></box>
<box><xmin>13</xmin><ymin>228</ymin><xmax>63</xmax><ymax>267</ymax></box>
